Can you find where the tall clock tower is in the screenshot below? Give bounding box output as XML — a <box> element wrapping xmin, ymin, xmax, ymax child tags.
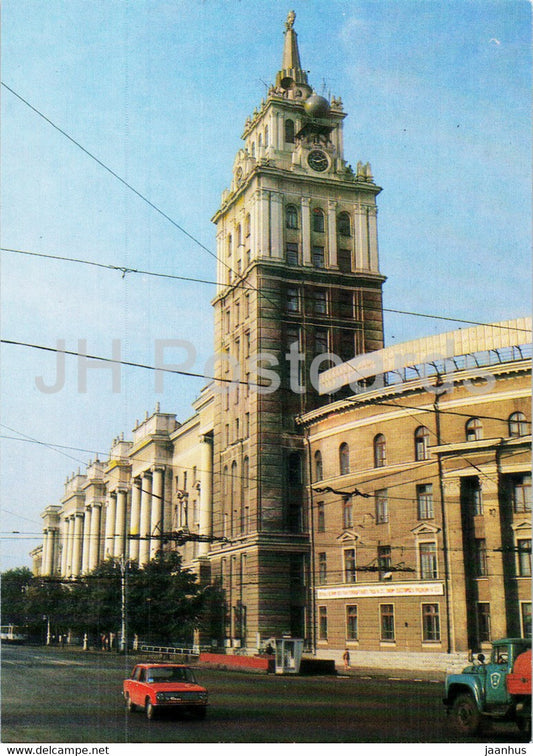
<box><xmin>209</xmin><ymin>11</ymin><xmax>385</xmax><ymax>648</ymax></box>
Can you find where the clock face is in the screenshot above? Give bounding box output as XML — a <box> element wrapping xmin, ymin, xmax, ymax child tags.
<box><xmin>308</xmin><ymin>149</ymin><xmax>328</xmax><ymax>172</ymax></box>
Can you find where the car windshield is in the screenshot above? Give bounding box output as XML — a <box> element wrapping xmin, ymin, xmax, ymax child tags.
<box><xmin>146</xmin><ymin>667</ymin><xmax>197</xmax><ymax>683</ymax></box>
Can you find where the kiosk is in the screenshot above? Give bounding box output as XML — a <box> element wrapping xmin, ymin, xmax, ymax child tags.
<box><xmin>274</xmin><ymin>637</ymin><xmax>303</xmax><ymax>674</ymax></box>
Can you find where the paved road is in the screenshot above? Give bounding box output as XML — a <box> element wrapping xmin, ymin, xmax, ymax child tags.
<box><xmin>1</xmin><ymin>644</ymin><xmax>529</xmax><ymax>743</ymax></box>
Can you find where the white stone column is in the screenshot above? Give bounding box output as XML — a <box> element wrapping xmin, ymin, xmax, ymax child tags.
<box><xmin>81</xmin><ymin>508</ymin><xmax>91</xmax><ymax>573</ymax></box>
<box><xmin>139</xmin><ymin>473</ymin><xmax>152</xmax><ymax>566</ymax></box>
<box><xmin>353</xmin><ymin>202</ymin><xmax>368</xmax><ymax>270</ymax></box>
<box><xmin>114</xmin><ymin>488</ymin><xmax>128</xmax><ymax>559</ymax></box>
<box><xmin>129</xmin><ymin>478</ymin><xmax>142</xmax><ymax>563</ymax></box>
<box><xmin>150</xmin><ymin>467</ymin><xmax>165</xmax><ymax>559</ymax></box>
<box><xmin>87</xmin><ymin>503</ymin><xmax>102</xmax><ymax>571</ymax></box>
<box><xmin>368</xmin><ymin>206</ymin><xmax>379</xmax><ymax>271</ymax></box>
<box><xmin>60</xmin><ymin>518</ymin><xmax>69</xmax><ymax>576</ymax></box>
<box><xmin>65</xmin><ymin>517</ymin><xmax>74</xmax><ymax>577</ymax></box>
<box><xmin>328</xmin><ymin>200</ymin><xmax>338</xmax><ymax>268</ymax></box>
<box><xmin>104</xmin><ymin>493</ymin><xmax>117</xmax><ymax>559</ymax></box>
<box><xmin>198</xmin><ymin>435</ymin><xmax>213</xmax><ymax>557</ymax></box>
<box><xmin>301</xmin><ymin>197</ymin><xmax>311</xmax><ymax>265</ymax></box>
<box><xmin>270</xmin><ymin>192</ymin><xmax>284</xmax><ymax>259</ymax></box>
<box><xmin>43</xmin><ymin>529</ymin><xmax>54</xmax><ymax>575</ymax></box>
<box><xmin>72</xmin><ymin>513</ymin><xmax>83</xmax><ymax>577</ymax></box>
<box><xmin>259</xmin><ymin>189</ymin><xmax>270</xmax><ymax>258</ymax></box>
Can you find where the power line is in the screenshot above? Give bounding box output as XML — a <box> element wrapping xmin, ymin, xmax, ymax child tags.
<box><xmin>2</xmin><ymin>245</ymin><xmax>531</xmax><ymax>335</ymax></box>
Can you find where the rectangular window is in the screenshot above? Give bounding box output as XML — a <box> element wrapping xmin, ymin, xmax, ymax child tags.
<box><xmin>317</xmin><ymin>501</ymin><xmax>325</xmax><ymax>532</ymax></box>
<box><xmin>474</xmin><ymin>538</ymin><xmax>488</xmax><ymax>577</ymax></box>
<box><xmin>318</xmin><ymin>606</ymin><xmax>328</xmax><ymax>640</ymax></box>
<box><xmin>225</xmin><ymin>310</ymin><xmax>231</xmax><ymax>333</ymax></box>
<box><xmin>315</xmin><ymin>329</ymin><xmax>329</xmax><ymax>355</ymax></box>
<box><xmin>462</xmin><ymin>477</ymin><xmax>483</xmax><ymax>515</ymax></box>
<box><xmin>339</xmin><ymin>331</ymin><xmax>354</xmax><ymax>362</ymax></box>
<box><xmin>312</xmin><ymin>246</ymin><xmax>325</xmax><ymax>268</ymax></box>
<box><xmin>375</xmin><ymin>489</ymin><xmax>388</xmax><ymax>524</ymax></box>
<box><xmin>343</xmin><ymin>548</ymin><xmax>356</xmax><ymax>583</ymax></box>
<box><xmin>286</xmin><ymin>287</ymin><xmax>300</xmax><ymax>312</ymax></box>
<box><xmin>346</xmin><ymin>605</ymin><xmax>358</xmax><ymax>641</ymax></box>
<box><xmin>417</xmin><ymin>483</ymin><xmax>434</xmax><ymax>519</ymax></box>
<box><xmin>511</xmin><ymin>474</ymin><xmax>532</xmax><ymax>513</ymax></box>
<box><xmin>517</xmin><ymin>539</ymin><xmax>532</xmax><ymax>577</ymax></box>
<box><xmin>521</xmin><ymin>602</ymin><xmax>532</xmax><ymax>638</ymax></box>
<box><xmin>419</xmin><ymin>542</ymin><xmax>438</xmax><ymax>579</ymax></box>
<box><xmin>337</xmin><ymin>248</ymin><xmax>352</xmax><ymax>273</ymax></box>
<box><xmin>318</xmin><ymin>552</ymin><xmax>327</xmax><ymax>584</ymax></box>
<box><xmin>285</xmin><ymin>326</ymin><xmax>300</xmax><ymax>351</ymax></box>
<box><xmin>343</xmin><ymin>497</ymin><xmax>353</xmax><ymax>529</ymax></box>
<box><xmin>477</xmin><ymin>602</ymin><xmax>491</xmax><ymax>642</ymax></box>
<box><xmin>311</xmin><ymin>288</ymin><xmax>327</xmax><ymax>315</ymax></box>
<box><xmin>378</xmin><ymin>545</ymin><xmax>392</xmax><ymax>579</ymax></box>
<box><xmin>422</xmin><ymin>604</ymin><xmax>441</xmax><ymax>642</ymax></box>
<box><xmin>338</xmin><ymin>290</ymin><xmax>353</xmax><ymax>319</ymax></box>
<box><xmin>380</xmin><ymin>604</ymin><xmax>395</xmax><ymax>641</ymax></box>
<box><xmin>286</xmin><ymin>243</ymin><xmax>299</xmax><ymax>265</ymax></box>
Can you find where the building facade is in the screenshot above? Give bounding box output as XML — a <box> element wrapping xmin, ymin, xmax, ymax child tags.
<box><xmin>300</xmin><ymin>321</ymin><xmax>531</xmax><ymax>668</ymax></box>
<box><xmin>31</xmin><ymin>14</ymin><xmax>531</xmax><ymax>668</ymax></box>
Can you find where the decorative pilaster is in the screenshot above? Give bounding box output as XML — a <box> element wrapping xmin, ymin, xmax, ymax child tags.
<box><xmin>198</xmin><ymin>434</ymin><xmax>213</xmax><ymax>557</ymax></box>
<box><xmin>327</xmin><ymin>200</ymin><xmax>338</xmax><ymax>268</ymax></box>
<box><xmin>301</xmin><ymin>197</ymin><xmax>311</xmax><ymax>265</ymax></box>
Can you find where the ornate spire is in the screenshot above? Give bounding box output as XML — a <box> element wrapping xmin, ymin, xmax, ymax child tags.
<box><xmin>275</xmin><ymin>10</ymin><xmax>309</xmax><ymax>91</ymax></box>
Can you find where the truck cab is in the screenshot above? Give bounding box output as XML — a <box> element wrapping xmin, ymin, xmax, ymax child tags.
<box><xmin>444</xmin><ymin>638</ymin><xmax>531</xmax><ymax>735</ymax></box>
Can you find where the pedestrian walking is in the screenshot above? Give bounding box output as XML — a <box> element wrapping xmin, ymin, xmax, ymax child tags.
<box><xmin>342</xmin><ymin>648</ymin><xmax>350</xmax><ymax>670</ymax></box>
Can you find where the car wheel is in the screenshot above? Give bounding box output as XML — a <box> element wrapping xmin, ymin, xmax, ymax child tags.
<box><xmin>125</xmin><ymin>693</ymin><xmax>134</xmax><ymax>712</ymax></box>
<box><xmin>145</xmin><ymin>698</ymin><xmax>156</xmax><ymax>720</ymax></box>
<box><xmin>450</xmin><ymin>693</ymin><xmax>481</xmax><ymax>735</ymax></box>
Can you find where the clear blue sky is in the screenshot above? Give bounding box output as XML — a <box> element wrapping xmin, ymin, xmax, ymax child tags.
<box><xmin>1</xmin><ymin>0</ymin><xmax>531</xmax><ymax>570</ymax></box>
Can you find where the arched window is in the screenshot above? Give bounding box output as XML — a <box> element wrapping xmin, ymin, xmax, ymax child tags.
<box><xmin>286</xmin><ymin>204</ymin><xmax>298</xmax><ymax>229</ymax></box>
<box><xmin>339</xmin><ymin>443</ymin><xmax>350</xmax><ymax>475</ymax></box>
<box><xmin>227</xmin><ymin>234</ymin><xmax>232</xmax><ymax>257</ymax></box>
<box><xmin>223</xmin><ymin>465</ymin><xmax>228</xmax><ymax>499</ymax></box>
<box><xmin>243</xmin><ymin>456</ymin><xmax>249</xmax><ymax>489</ymax></box>
<box><xmin>312</xmin><ymin>207</ymin><xmax>325</xmax><ymax>233</ymax></box>
<box><xmin>374</xmin><ymin>434</ymin><xmax>386</xmax><ymax>468</ymax></box>
<box><xmin>258</xmin><ymin>134</ymin><xmax>262</xmax><ymax>152</ymax></box>
<box><xmin>415</xmin><ymin>426</ymin><xmax>430</xmax><ymax>461</ymax></box>
<box><xmin>337</xmin><ymin>212</ymin><xmax>351</xmax><ymax>236</ymax></box>
<box><xmin>231</xmin><ymin>461</ymin><xmax>238</xmax><ymax>504</ymax></box>
<box><xmin>245</xmin><ymin>213</ymin><xmax>251</xmax><ymax>237</ymax></box>
<box><xmin>236</xmin><ymin>224</ymin><xmax>242</xmax><ymax>247</ymax></box>
<box><xmin>251</xmin><ymin>142</ymin><xmax>256</xmax><ymax>158</ymax></box>
<box><xmin>285</xmin><ymin>119</ymin><xmax>295</xmax><ymax>143</ymax></box>
<box><xmin>509</xmin><ymin>412</ymin><xmax>528</xmax><ymax>438</ymax></box>
<box><xmin>264</xmin><ymin>126</ymin><xmax>269</xmax><ymax>147</ymax></box>
<box><xmin>314</xmin><ymin>450</ymin><xmax>323</xmax><ymax>481</ymax></box>
<box><xmin>465</xmin><ymin>417</ymin><xmax>483</xmax><ymax>441</ymax></box>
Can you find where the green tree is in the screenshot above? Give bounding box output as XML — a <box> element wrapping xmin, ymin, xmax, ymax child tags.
<box><xmin>1</xmin><ymin>567</ymin><xmax>33</xmax><ymax>626</ymax></box>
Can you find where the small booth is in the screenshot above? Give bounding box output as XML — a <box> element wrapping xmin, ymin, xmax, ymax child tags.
<box><xmin>274</xmin><ymin>637</ymin><xmax>303</xmax><ymax>674</ymax></box>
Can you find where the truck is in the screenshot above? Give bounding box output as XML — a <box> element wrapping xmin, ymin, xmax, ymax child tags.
<box><xmin>443</xmin><ymin>637</ymin><xmax>531</xmax><ymax>736</ymax></box>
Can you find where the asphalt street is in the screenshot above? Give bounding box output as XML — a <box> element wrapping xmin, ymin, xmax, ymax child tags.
<box><xmin>1</xmin><ymin>644</ymin><xmax>529</xmax><ymax>743</ymax></box>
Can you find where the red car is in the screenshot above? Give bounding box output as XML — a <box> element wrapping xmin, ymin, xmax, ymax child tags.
<box><xmin>123</xmin><ymin>663</ymin><xmax>208</xmax><ymax>720</ymax></box>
